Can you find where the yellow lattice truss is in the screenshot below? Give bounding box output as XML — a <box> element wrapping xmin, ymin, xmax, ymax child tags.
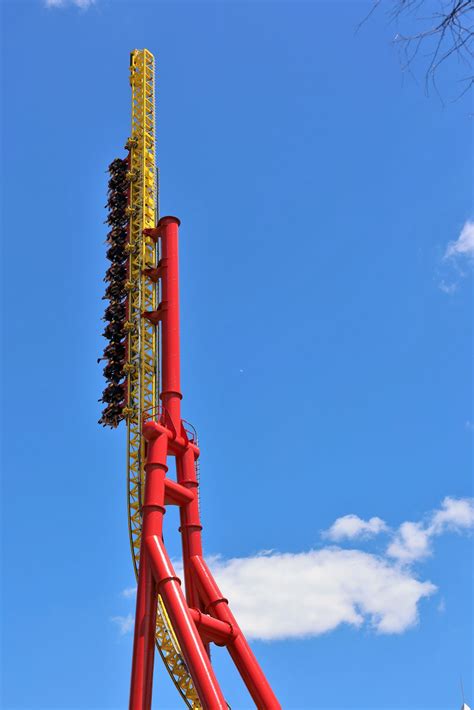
<box><xmin>125</xmin><ymin>48</ymin><xmax>200</xmax><ymax>708</ymax></box>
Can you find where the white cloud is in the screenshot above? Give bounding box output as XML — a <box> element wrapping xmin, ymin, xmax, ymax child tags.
<box><xmin>386</xmin><ymin>521</ymin><xmax>431</xmax><ymax>562</ymax></box>
<box><xmin>323</xmin><ymin>514</ymin><xmax>388</xmax><ymax>541</ymax></box>
<box><xmin>111</xmin><ymin>613</ymin><xmax>134</xmax><ymax>635</ymax></box>
<box><xmin>121</xmin><ymin>586</ymin><xmax>137</xmax><ymax>599</ymax></box>
<box><xmin>112</xmin><ymin>496</ymin><xmax>473</xmax><ymax>642</ymax></box>
<box><xmin>431</xmin><ymin>496</ymin><xmax>474</xmax><ymax>532</ymax></box>
<box><xmin>387</xmin><ymin>497</ymin><xmax>474</xmax><ymax>563</ymax></box>
<box><xmin>45</xmin><ymin>0</ymin><xmax>96</xmax><ymax>8</ymax></box>
<box><xmin>445</xmin><ymin>220</ymin><xmax>474</xmax><ymax>259</ymax></box>
<box><xmin>119</xmin><ymin>550</ymin><xmax>435</xmax><ymax>641</ymax></box>
<box><xmin>210</xmin><ymin>549</ymin><xmax>435</xmax><ymax>639</ymax></box>
<box><xmin>438</xmin><ymin>280</ymin><xmax>458</xmax><ymax>294</ymax></box>
<box><xmin>438</xmin><ymin>220</ymin><xmax>474</xmax><ymax>293</ymax></box>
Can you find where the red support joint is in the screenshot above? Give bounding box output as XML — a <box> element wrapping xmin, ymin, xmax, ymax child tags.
<box><xmin>142</xmin><ymin>265</ymin><xmax>162</xmax><ymax>282</ymax></box>
<box><xmin>189</xmin><ymin>608</ymin><xmax>236</xmax><ymax>646</ymax></box>
<box><xmin>142</xmin><ymin>307</ymin><xmax>164</xmax><ymax>325</ymax></box>
<box><xmin>158</xmin><ymin>215</ymin><xmax>181</xmax><ymax>228</ymax></box>
<box><xmin>164</xmin><ymin>478</ymin><xmax>195</xmax><ymax>506</ymax></box>
<box><xmin>142</xmin><ymin>227</ymin><xmax>161</xmax><ymax>242</ymax></box>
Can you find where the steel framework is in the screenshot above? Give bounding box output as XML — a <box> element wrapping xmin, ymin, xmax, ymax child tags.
<box><xmin>130</xmin><ymin>216</ymin><xmax>280</xmax><ymax>708</ymax></box>
<box><xmin>102</xmin><ymin>48</ymin><xmax>279</xmax><ymax>708</ymax></box>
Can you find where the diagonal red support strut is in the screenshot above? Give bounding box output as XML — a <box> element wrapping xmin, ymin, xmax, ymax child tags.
<box><xmin>129</xmin><ymin>216</ymin><xmax>281</xmax><ymax>709</ymax></box>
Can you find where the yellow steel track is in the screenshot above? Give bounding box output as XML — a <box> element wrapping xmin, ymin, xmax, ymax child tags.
<box><xmin>125</xmin><ymin>48</ymin><xmax>200</xmax><ymax>708</ymax></box>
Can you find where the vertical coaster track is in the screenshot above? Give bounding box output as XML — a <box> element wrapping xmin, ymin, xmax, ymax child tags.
<box><xmin>124</xmin><ymin>49</ymin><xmax>199</xmax><ymax>707</ymax></box>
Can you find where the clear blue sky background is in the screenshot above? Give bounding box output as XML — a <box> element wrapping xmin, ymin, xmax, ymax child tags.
<box><xmin>1</xmin><ymin>1</ymin><xmax>472</xmax><ymax>709</ymax></box>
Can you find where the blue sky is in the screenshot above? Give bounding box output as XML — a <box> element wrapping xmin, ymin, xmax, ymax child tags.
<box><xmin>1</xmin><ymin>1</ymin><xmax>473</xmax><ymax>709</ymax></box>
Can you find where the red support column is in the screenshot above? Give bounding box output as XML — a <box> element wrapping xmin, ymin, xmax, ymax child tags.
<box><xmin>129</xmin><ymin>215</ymin><xmax>281</xmax><ymax>708</ymax></box>
<box><xmin>158</xmin><ymin>216</ymin><xmax>182</xmax><ymax>433</ymax></box>
<box><xmin>176</xmin><ymin>447</ymin><xmax>203</xmax><ymax>610</ymax></box>
<box><xmin>191</xmin><ymin>555</ymin><xmax>281</xmax><ymax>709</ymax></box>
<box><xmin>129</xmin><ymin>433</ymin><xmax>168</xmax><ymax>710</ymax></box>
<box><xmin>146</xmin><ymin>536</ymin><xmax>227</xmax><ymax>708</ymax></box>
<box><xmin>129</xmin><ymin>547</ymin><xmax>157</xmax><ymax>709</ymax></box>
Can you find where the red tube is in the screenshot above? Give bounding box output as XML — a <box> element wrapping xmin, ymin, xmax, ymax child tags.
<box><xmin>191</xmin><ymin>555</ymin><xmax>281</xmax><ymax>709</ymax></box>
<box><xmin>129</xmin><ymin>433</ymin><xmax>168</xmax><ymax>710</ymax></box>
<box><xmin>129</xmin><ymin>543</ymin><xmax>157</xmax><ymax>709</ymax></box>
<box><xmin>164</xmin><ymin>477</ymin><xmax>195</xmax><ymax>506</ymax></box>
<box><xmin>176</xmin><ymin>447</ymin><xmax>203</xmax><ymax>609</ymax></box>
<box><xmin>178</xmin><ymin>447</ymin><xmax>203</xmax><ymax>558</ymax></box>
<box><xmin>146</xmin><ymin>536</ymin><xmax>227</xmax><ymax>708</ymax></box>
<box><xmin>158</xmin><ymin>216</ymin><xmax>182</xmax><ymax>432</ymax></box>
<box><xmin>189</xmin><ymin>608</ymin><xmax>235</xmax><ymax>646</ymax></box>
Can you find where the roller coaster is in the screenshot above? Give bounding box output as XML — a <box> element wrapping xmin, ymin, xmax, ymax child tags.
<box><xmin>99</xmin><ymin>49</ymin><xmax>280</xmax><ymax>709</ymax></box>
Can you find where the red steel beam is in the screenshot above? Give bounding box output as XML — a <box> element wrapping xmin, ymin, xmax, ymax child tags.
<box><xmin>157</xmin><ymin>216</ymin><xmax>182</xmax><ymax>433</ymax></box>
<box><xmin>164</xmin><ymin>477</ymin><xmax>194</xmax><ymax>506</ymax></box>
<box><xmin>189</xmin><ymin>608</ymin><xmax>235</xmax><ymax>646</ymax></box>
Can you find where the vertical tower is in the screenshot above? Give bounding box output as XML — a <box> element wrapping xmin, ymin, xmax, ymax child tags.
<box><xmin>125</xmin><ymin>49</ymin><xmax>201</xmax><ymax>706</ymax></box>
<box><xmin>100</xmin><ymin>49</ymin><xmax>280</xmax><ymax>708</ymax></box>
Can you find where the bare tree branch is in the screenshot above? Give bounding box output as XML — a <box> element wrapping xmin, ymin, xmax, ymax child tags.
<box><xmin>362</xmin><ymin>0</ymin><xmax>474</xmax><ymax>98</ymax></box>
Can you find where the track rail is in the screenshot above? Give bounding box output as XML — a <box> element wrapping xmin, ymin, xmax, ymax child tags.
<box><xmin>125</xmin><ymin>49</ymin><xmax>200</xmax><ymax>708</ymax></box>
